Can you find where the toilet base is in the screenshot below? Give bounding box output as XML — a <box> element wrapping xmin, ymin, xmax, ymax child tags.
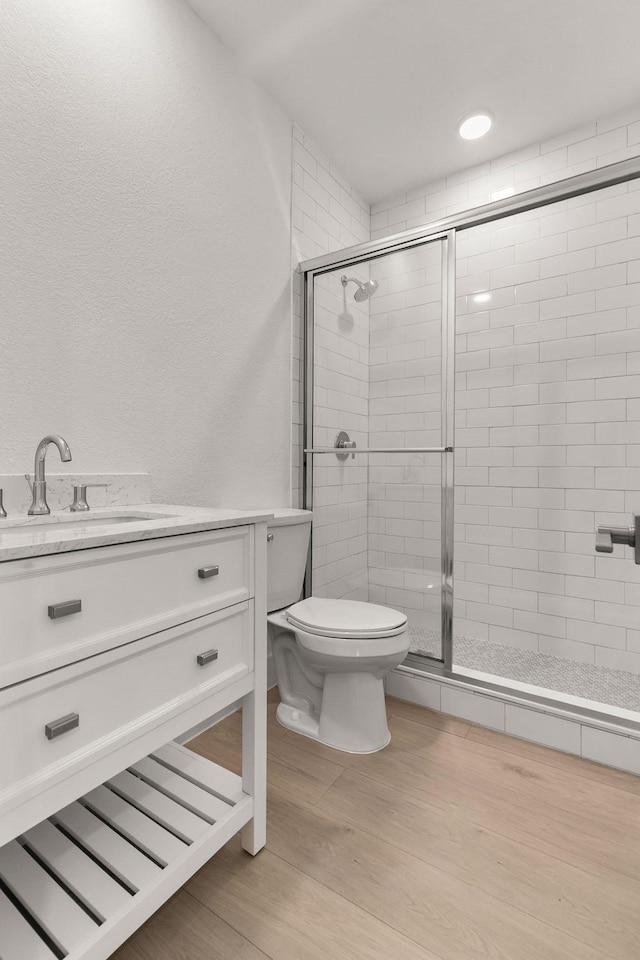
<box><xmin>276</xmin><ymin>671</ymin><xmax>392</xmax><ymax>754</ymax></box>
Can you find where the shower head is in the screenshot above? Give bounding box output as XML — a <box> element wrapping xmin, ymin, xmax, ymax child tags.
<box><xmin>341</xmin><ymin>275</ymin><xmax>378</xmax><ymax>302</ymax></box>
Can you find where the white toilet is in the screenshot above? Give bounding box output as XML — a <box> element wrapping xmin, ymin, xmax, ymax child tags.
<box><xmin>267</xmin><ymin>508</ymin><xmax>410</xmax><ymax>753</ymax></box>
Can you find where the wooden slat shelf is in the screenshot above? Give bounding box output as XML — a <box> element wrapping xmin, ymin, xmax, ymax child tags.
<box><xmin>0</xmin><ymin>742</ymin><xmax>253</xmax><ymax>960</ymax></box>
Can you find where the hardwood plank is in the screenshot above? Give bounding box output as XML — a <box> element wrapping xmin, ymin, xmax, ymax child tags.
<box><xmin>267</xmin><ymin>689</ymin><xmax>287</xmax><ymax>739</ymax></box>
<box><xmin>191</xmin><ymin>723</ymin><xmax>345</xmax><ymax>805</ymax></box>
<box><xmin>197</xmin><ymin>692</ymin><xmax>353</xmax><ymax>772</ymax></box>
<box><xmin>0</xmin><ymin>887</ymin><xmax>56</xmax><ymax>960</ymax></box>
<box><xmin>189</xmin><ymin>699</ymin><xmax>284</xmax><ymax>745</ymax></box>
<box><xmin>187</xmin><ymin>725</ymin><xmax>243</xmax><ymax>774</ymax></box>
<box><xmin>265</xmin><ymin>792</ymin><xmax>616</xmax><ymax>960</ymax></box>
<box><xmin>22</xmin><ymin>819</ymin><xmax>131</xmax><ymax>922</ymax></box>
<box><xmin>275</xmin><ymin>726</ymin><xmax>360</xmax><ymax>766</ymax></box>
<box><xmin>316</xmin><ymin>768</ymin><xmax>640</xmax><ymax>959</ymax></box>
<box><xmin>365</xmin><ymin>715</ymin><xmax>640</xmax><ymax>849</ymax></box>
<box><xmin>54</xmin><ymin>801</ymin><xmax>162</xmax><ymax>892</ymax></box>
<box><xmin>345</xmin><ymin>727</ymin><xmax>640</xmax><ymax>882</ymax></box>
<box><xmin>267</xmin><ymin>698</ymin><xmax>287</xmax><ymax>739</ymax></box>
<box><xmin>467</xmin><ymin>722</ymin><xmax>640</xmax><ymax>794</ymax></box>
<box><xmin>267</xmin><ymin>736</ymin><xmax>346</xmax><ymax>797</ymax></box>
<box><xmin>187</xmin><ymin>836</ymin><xmax>440</xmax><ymax>960</ymax></box>
<box><xmin>0</xmin><ymin>839</ymin><xmax>97</xmax><ymax>954</ymax></box>
<box><xmin>111</xmin><ymin>888</ymin><xmax>270</xmax><ymax>960</ymax></box>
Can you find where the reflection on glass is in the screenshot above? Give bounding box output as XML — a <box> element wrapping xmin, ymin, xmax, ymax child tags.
<box><xmin>310</xmin><ymin>241</ymin><xmax>444</xmax><ymax>660</ymax></box>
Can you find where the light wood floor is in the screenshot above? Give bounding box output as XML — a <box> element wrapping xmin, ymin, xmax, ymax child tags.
<box><xmin>113</xmin><ymin>690</ymin><xmax>640</xmax><ymax>960</ymax></box>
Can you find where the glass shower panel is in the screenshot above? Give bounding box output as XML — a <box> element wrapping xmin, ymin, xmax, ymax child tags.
<box><xmin>368</xmin><ymin>242</ymin><xmax>444</xmax><ymax>658</ymax></box>
<box><xmin>367</xmin><ymin>450</ymin><xmax>443</xmax><ymax>658</ymax></box>
<box><xmin>308</xmin><ymin>238</ymin><xmax>447</xmax><ymax>661</ymax></box>
<box><xmin>454</xmin><ymin>180</ymin><xmax>640</xmax><ymax>713</ymax></box>
<box><xmin>310</xmin><ymin>267</ymin><xmax>371</xmax><ymax>603</ymax></box>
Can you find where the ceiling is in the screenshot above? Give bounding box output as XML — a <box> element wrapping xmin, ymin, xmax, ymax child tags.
<box><xmin>186</xmin><ymin>0</ymin><xmax>640</xmax><ymax>203</ymax></box>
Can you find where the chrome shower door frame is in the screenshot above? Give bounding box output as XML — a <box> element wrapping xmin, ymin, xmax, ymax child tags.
<box><xmin>299</xmin><ymin>153</ymin><xmax>640</xmax><ymax>720</ymax></box>
<box><xmin>302</xmin><ymin>230</ymin><xmax>457</xmax><ymax>670</ymax></box>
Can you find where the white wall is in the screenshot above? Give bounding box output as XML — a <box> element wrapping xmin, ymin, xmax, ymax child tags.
<box><xmin>0</xmin><ymin>0</ymin><xmax>292</xmax><ymax>509</ymax></box>
<box><xmin>371</xmin><ymin>106</ymin><xmax>640</xmax><ymax>674</ymax></box>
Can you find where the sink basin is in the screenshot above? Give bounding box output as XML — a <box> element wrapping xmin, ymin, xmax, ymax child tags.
<box><xmin>0</xmin><ymin>514</ymin><xmax>174</xmax><ymax>538</ymax></box>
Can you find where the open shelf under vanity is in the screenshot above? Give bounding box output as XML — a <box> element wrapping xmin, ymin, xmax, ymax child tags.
<box><xmin>0</xmin><ymin>742</ymin><xmax>252</xmax><ymax>960</ymax></box>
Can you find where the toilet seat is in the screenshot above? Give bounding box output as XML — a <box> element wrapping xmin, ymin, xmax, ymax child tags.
<box><xmin>286</xmin><ymin>597</ymin><xmax>407</xmax><ymax>639</ymax></box>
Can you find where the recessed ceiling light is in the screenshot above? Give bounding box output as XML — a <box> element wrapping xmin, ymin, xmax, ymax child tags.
<box><xmin>458</xmin><ymin>111</ymin><xmax>493</xmax><ymax>140</ymax></box>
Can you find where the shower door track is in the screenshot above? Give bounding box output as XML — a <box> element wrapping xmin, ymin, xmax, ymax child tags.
<box><xmin>299</xmin><ymin>153</ymin><xmax>640</xmax><ymax>687</ymax></box>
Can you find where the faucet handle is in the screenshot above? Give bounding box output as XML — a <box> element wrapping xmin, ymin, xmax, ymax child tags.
<box><xmin>69</xmin><ymin>483</ymin><xmax>108</xmax><ymax>513</ymax></box>
<box><xmin>0</xmin><ymin>490</ymin><xmax>6</xmax><ymax>519</ymax></box>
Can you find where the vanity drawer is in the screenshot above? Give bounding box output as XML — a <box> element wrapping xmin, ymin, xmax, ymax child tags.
<box><xmin>0</xmin><ymin>525</ymin><xmax>252</xmax><ymax>688</ymax></box>
<box><xmin>0</xmin><ymin>601</ymin><xmax>253</xmax><ymax>799</ymax></box>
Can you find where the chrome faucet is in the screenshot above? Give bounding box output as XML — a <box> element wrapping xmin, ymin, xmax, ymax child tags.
<box><xmin>28</xmin><ymin>435</ymin><xmax>72</xmax><ymax>515</ymax></box>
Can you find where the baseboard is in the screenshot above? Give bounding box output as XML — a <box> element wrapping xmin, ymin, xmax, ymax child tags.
<box><xmin>387</xmin><ymin>665</ymin><xmax>640</xmax><ymax>777</ymax></box>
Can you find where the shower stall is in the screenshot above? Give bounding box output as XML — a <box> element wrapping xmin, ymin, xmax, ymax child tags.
<box><xmin>299</xmin><ymin>155</ymin><xmax>640</xmax><ymax>727</ymax></box>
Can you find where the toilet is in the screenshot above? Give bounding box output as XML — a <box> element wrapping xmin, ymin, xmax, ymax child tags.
<box><xmin>267</xmin><ymin>508</ymin><xmax>410</xmax><ymax>753</ymax></box>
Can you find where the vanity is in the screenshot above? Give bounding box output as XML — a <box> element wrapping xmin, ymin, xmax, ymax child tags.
<box><xmin>0</xmin><ymin>501</ymin><xmax>270</xmax><ymax>960</ymax></box>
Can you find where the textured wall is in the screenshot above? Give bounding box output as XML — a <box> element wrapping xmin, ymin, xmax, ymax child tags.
<box><xmin>0</xmin><ymin>0</ymin><xmax>292</xmax><ymax>509</ymax></box>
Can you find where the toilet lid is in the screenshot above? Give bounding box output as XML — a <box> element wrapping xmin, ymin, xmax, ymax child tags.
<box><xmin>286</xmin><ymin>597</ymin><xmax>408</xmax><ymax>639</ymax></box>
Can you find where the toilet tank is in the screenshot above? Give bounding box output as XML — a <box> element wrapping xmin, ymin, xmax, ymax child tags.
<box><xmin>267</xmin><ymin>509</ymin><xmax>312</xmax><ymax>613</ymax></box>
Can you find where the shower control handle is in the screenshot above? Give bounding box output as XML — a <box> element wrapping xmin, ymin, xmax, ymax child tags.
<box><xmin>595</xmin><ymin>529</ymin><xmax>615</xmax><ymax>553</ymax></box>
<box><xmin>596</xmin><ymin>519</ymin><xmax>640</xmax><ymax>563</ymax></box>
<box><xmin>335</xmin><ymin>430</ymin><xmax>356</xmax><ymax>461</ymax></box>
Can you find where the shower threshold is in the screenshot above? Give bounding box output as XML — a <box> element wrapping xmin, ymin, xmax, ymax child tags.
<box><xmin>406</xmin><ymin>626</ymin><xmax>640</xmax><ymax>721</ymax></box>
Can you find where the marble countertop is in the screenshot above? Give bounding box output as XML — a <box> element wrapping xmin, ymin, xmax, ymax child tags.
<box><xmin>0</xmin><ymin>503</ymin><xmax>274</xmax><ymax>562</ymax></box>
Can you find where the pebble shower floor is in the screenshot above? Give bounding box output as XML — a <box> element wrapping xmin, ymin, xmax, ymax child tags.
<box><xmin>408</xmin><ymin>626</ymin><xmax>640</xmax><ymax>713</ymax></box>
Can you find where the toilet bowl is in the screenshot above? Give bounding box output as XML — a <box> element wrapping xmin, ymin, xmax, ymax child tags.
<box><xmin>266</xmin><ymin>510</ymin><xmax>410</xmax><ymax>754</ymax></box>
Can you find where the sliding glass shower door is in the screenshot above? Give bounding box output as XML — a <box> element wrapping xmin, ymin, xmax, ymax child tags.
<box><xmin>303</xmin><ymin>232</ymin><xmax>455</xmax><ymax>666</ymax></box>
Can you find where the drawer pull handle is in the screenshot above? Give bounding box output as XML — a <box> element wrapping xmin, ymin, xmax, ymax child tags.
<box><xmin>198</xmin><ymin>565</ymin><xmax>219</xmax><ymax>579</ymax></box>
<box><xmin>267</xmin><ymin>534</ymin><xmax>274</xmax><ymax>542</ymax></box>
<box><xmin>45</xmin><ymin>713</ymin><xmax>79</xmax><ymax>740</ymax></box>
<box><xmin>48</xmin><ymin>599</ymin><xmax>82</xmax><ymax>619</ymax></box>
<box><xmin>197</xmin><ymin>649</ymin><xmax>219</xmax><ymax>666</ymax></box>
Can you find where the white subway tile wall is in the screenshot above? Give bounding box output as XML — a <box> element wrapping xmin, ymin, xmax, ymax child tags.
<box><xmin>370</xmin><ymin>107</ymin><xmax>640</xmax><ymax>679</ymax></box>
<box><xmin>367</xmin><ymin>242</ymin><xmax>444</xmax><ymax>649</ymax></box>
<box><xmin>311</xmin><ymin>266</ymin><xmax>370</xmax><ymax>600</ymax></box>
<box><xmin>293</xmin><ymin>108</ymin><xmax>640</xmax><ymax>694</ymax></box>
<box><xmin>290</xmin><ymin>125</ymin><xmax>371</xmax><ymax>600</ymax></box>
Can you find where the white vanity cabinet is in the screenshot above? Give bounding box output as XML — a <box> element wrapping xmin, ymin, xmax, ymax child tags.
<box><xmin>0</xmin><ymin>512</ymin><xmax>268</xmax><ymax>960</ymax></box>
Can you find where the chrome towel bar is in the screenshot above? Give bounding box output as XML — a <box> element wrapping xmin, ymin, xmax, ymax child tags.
<box><xmin>304</xmin><ymin>446</ymin><xmax>453</xmax><ymax>454</ymax></box>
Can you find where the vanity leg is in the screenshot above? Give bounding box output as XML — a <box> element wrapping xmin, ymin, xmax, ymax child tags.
<box><xmin>241</xmin><ymin>688</ymin><xmax>266</xmax><ymax>854</ymax></box>
<box><xmin>242</xmin><ymin>522</ymin><xmax>267</xmax><ymax>855</ymax></box>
